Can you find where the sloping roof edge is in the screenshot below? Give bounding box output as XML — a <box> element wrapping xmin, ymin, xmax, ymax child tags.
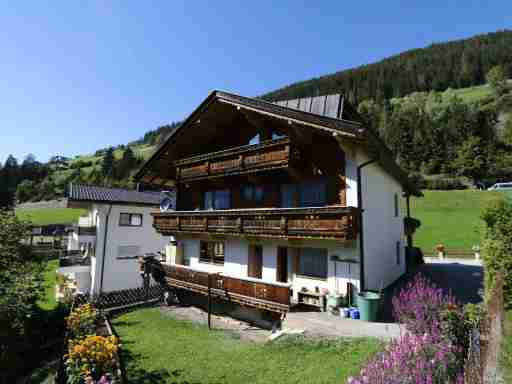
<box><xmin>67</xmin><ymin>183</ymin><xmax>161</xmax><ymax>206</ymax></box>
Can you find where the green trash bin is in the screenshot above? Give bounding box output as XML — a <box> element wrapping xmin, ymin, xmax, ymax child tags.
<box><xmin>357</xmin><ymin>292</ymin><xmax>382</xmax><ymax>322</ymax></box>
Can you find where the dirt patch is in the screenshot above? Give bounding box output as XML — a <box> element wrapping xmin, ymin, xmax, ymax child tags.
<box><xmin>159</xmin><ymin>305</ymin><xmax>271</xmax><ymax>343</ymax></box>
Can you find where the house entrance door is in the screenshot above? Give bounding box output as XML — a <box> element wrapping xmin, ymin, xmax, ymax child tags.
<box><xmin>248</xmin><ymin>245</ymin><xmax>263</xmax><ymax>279</ymax></box>
<box><xmin>276</xmin><ymin>247</ymin><xmax>288</xmax><ymax>283</ymax></box>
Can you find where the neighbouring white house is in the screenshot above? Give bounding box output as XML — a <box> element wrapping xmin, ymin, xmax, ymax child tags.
<box><xmin>133</xmin><ymin>91</ymin><xmax>421</xmax><ymax>315</ymax></box>
<box><xmin>57</xmin><ymin>184</ymin><xmax>170</xmax><ymax>297</ymax></box>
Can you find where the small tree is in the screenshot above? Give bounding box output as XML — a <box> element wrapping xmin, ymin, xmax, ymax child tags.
<box><xmin>0</xmin><ymin>210</ymin><xmax>45</xmax><ymax>330</ymax></box>
<box><xmin>453</xmin><ymin>136</ymin><xmax>491</xmax><ymax>182</ymax></box>
<box><xmin>487</xmin><ymin>65</ymin><xmax>508</xmax><ymax>97</ymax></box>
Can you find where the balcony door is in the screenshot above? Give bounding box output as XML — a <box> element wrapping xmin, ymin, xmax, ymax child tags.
<box><xmin>248</xmin><ymin>245</ymin><xmax>263</xmax><ymax>279</ymax></box>
<box><xmin>276</xmin><ymin>247</ymin><xmax>288</xmax><ymax>283</ymax></box>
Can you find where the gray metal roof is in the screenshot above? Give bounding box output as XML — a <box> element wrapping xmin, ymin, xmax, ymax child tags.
<box><xmin>68</xmin><ymin>184</ymin><xmax>160</xmax><ymax>205</ymax></box>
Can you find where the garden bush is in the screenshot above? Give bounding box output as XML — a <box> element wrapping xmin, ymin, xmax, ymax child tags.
<box><xmin>66</xmin><ymin>335</ymin><xmax>119</xmax><ymax>384</ymax></box>
<box><xmin>481</xmin><ymin>195</ymin><xmax>512</xmax><ymax>308</ymax></box>
<box><xmin>347</xmin><ymin>332</ymin><xmax>464</xmax><ymax>384</ymax></box>
<box><xmin>392</xmin><ymin>274</ymin><xmax>458</xmax><ymax>335</ymax></box>
<box><xmin>351</xmin><ymin>274</ymin><xmax>468</xmax><ymax>383</ymax></box>
<box><xmin>422</xmin><ymin>177</ymin><xmax>467</xmax><ymax>190</ymax></box>
<box><xmin>66</xmin><ymin>303</ymin><xmax>98</xmax><ymax>340</ymax></box>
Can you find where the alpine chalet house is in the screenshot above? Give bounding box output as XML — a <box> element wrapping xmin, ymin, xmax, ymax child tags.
<box><xmin>135</xmin><ymin>91</ymin><xmax>419</xmax><ymax>317</ymax></box>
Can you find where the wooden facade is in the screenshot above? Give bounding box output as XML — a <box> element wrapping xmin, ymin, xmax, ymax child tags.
<box><xmin>175</xmin><ymin>138</ymin><xmax>294</xmax><ymax>182</ymax></box>
<box><xmin>152</xmin><ymin>206</ymin><xmax>359</xmax><ymax>242</ymax></box>
<box><xmin>156</xmin><ymin>263</ymin><xmax>291</xmax><ymax>313</ymax></box>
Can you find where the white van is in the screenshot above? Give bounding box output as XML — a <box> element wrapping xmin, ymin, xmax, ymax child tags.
<box><xmin>488</xmin><ymin>182</ymin><xmax>512</xmax><ymax>190</ymax></box>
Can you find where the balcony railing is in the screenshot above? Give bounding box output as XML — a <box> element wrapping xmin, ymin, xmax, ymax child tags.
<box><xmin>154</xmin><ymin>263</ymin><xmax>291</xmax><ymax>313</ymax></box>
<box><xmin>174</xmin><ymin>138</ymin><xmax>293</xmax><ymax>182</ymax></box>
<box><xmin>152</xmin><ymin>206</ymin><xmax>360</xmax><ymax>242</ymax></box>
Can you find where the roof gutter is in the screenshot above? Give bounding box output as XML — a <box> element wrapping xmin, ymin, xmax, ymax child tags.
<box><xmin>98</xmin><ymin>204</ymin><xmax>112</xmax><ymax>295</ymax></box>
<box><xmin>357</xmin><ymin>158</ymin><xmax>378</xmax><ymax>293</ymax></box>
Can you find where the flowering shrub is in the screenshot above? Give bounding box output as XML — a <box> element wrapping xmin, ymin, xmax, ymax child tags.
<box><xmin>392</xmin><ymin>274</ymin><xmax>458</xmax><ymax>335</ymax></box>
<box><xmin>350</xmin><ymin>274</ymin><xmax>467</xmax><ymax>383</ymax></box>
<box><xmin>66</xmin><ymin>335</ymin><xmax>119</xmax><ymax>384</ymax></box>
<box><xmin>347</xmin><ymin>332</ymin><xmax>464</xmax><ymax>384</ymax></box>
<box><xmin>66</xmin><ymin>303</ymin><xmax>98</xmax><ymax>339</ymax></box>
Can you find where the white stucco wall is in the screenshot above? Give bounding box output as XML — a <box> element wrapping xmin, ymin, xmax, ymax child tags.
<box><xmin>361</xmin><ymin>162</ymin><xmax>406</xmax><ymax>291</ymax></box>
<box><xmin>174</xmin><ymin>236</ymin><xmax>360</xmax><ymax>298</ymax></box>
<box><xmin>92</xmin><ymin>204</ymin><xmax>170</xmax><ymax>294</ymax></box>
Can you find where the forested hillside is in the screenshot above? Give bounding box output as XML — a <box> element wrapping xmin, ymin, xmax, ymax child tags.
<box><xmin>262</xmin><ymin>30</ymin><xmax>512</xmax><ymax>104</ymax></box>
<box><xmin>2</xmin><ymin>30</ymin><xmax>512</xmax><ymax>207</ymax></box>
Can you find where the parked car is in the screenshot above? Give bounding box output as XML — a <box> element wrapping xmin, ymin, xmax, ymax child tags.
<box><xmin>488</xmin><ymin>182</ymin><xmax>512</xmax><ymax>190</ymax></box>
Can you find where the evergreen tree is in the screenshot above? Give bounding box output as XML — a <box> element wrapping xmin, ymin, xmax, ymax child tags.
<box><xmin>101</xmin><ymin>147</ymin><xmax>115</xmax><ymax>178</ymax></box>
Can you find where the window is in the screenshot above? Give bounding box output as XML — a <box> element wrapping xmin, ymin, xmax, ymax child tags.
<box><xmin>117</xmin><ymin>245</ymin><xmax>141</xmax><ymax>257</ymax></box>
<box><xmin>272</xmin><ymin>131</ymin><xmax>287</xmax><ymax>140</ymax></box>
<box><xmin>298</xmin><ymin>248</ymin><xmax>328</xmax><ymax>279</ymax></box>
<box><xmin>280</xmin><ymin>184</ymin><xmax>297</xmax><ymax>208</ymax></box>
<box><xmin>394</xmin><ymin>194</ymin><xmax>399</xmax><ymax>217</ymax></box>
<box><xmin>119</xmin><ymin>213</ymin><xmax>143</xmax><ymax>227</ymax></box>
<box><xmin>299</xmin><ymin>180</ymin><xmax>327</xmax><ymax>207</ymax></box>
<box><xmin>249</xmin><ymin>133</ymin><xmax>260</xmax><ymax>145</ymax></box>
<box><xmin>200</xmin><ymin>241</ymin><xmax>225</xmax><ymax>265</ymax></box>
<box><xmin>281</xmin><ymin>180</ymin><xmax>327</xmax><ymax>208</ymax></box>
<box><xmin>204</xmin><ymin>189</ymin><xmax>231</xmax><ymax>210</ymax></box>
<box><xmin>396</xmin><ymin>241</ymin><xmax>401</xmax><ymax>265</ymax></box>
<box><xmin>242</xmin><ymin>185</ymin><xmax>264</xmax><ymax>202</ymax></box>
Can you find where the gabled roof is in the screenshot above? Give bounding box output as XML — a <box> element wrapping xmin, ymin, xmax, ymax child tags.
<box><xmin>134</xmin><ymin>90</ymin><xmax>421</xmax><ymax>196</ymax></box>
<box><xmin>135</xmin><ymin>90</ymin><xmax>365</xmax><ymax>181</ymax></box>
<box><xmin>68</xmin><ymin>184</ymin><xmax>160</xmax><ymax>206</ymax></box>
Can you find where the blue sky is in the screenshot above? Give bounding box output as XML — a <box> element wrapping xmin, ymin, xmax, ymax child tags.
<box><xmin>0</xmin><ymin>1</ymin><xmax>510</xmax><ymax>164</ymax></box>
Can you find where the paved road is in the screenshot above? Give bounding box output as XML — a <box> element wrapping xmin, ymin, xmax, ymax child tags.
<box><xmin>381</xmin><ymin>261</ymin><xmax>484</xmax><ymax>322</ymax></box>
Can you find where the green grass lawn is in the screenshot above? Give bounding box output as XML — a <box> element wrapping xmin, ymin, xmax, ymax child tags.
<box><xmin>112</xmin><ymin>308</ymin><xmax>381</xmax><ymax>384</ymax></box>
<box><xmin>411</xmin><ymin>190</ymin><xmax>504</xmax><ymax>253</ymax></box>
<box><xmin>15</xmin><ymin>207</ymin><xmax>86</xmax><ymax>225</ymax></box>
<box><xmin>38</xmin><ymin>259</ymin><xmax>59</xmax><ymax>311</ymax></box>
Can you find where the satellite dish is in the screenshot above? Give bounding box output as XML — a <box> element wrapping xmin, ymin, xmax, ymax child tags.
<box><xmin>160</xmin><ymin>190</ymin><xmax>176</xmax><ymax>212</ymax></box>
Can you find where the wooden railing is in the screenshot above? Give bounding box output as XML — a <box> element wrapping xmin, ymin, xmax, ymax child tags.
<box><xmin>157</xmin><ymin>264</ymin><xmax>291</xmax><ymax>313</ymax></box>
<box><xmin>152</xmin><ymin>206</ymin><xmax>360</xmax><ymax>241</ymax></box>
<box><xmin>174</xmin><ymin>138</ymin><xmax>293</xmax><ymax>182</ymax></box>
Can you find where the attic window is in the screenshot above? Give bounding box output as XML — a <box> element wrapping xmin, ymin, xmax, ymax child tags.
<box><xmin>249</xmin><ymin>134</ymin><xmax>260</xmax><ymax>145</ymax></box>
<box><xmin>272</xmin><ymin>131</ymin><xmax>287</xmax><ymax>140</ymax></box>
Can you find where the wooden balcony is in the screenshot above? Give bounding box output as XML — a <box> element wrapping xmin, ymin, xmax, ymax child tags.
<box><xmin>154</xmin><ymin>263</ymin><xmax>291</xmax><ymax>313</ymax></box>
<box><xmin>174</xmin><ymin>138</ymin><xmax>293</xmax><ymax>182</ymax></box>
<box><xmin>152</xmin><ymin>206</ymin><xmax>360</xmax><ymax>242</ymax></box>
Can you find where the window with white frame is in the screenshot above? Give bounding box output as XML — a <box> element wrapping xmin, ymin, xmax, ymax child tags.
<box><xmin>119</xmin><ymin>213</ymin><xmax>143</xmax><ymax>227</ymax></box>
<box><xmin>199</xmin><ymin>241</ymin><xmax>225</xmax><ymax>265</ymax></box>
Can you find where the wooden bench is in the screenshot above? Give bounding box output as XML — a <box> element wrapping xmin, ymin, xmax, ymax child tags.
<box><xmin>297</xmin><ymin>290</ymin><xmax>326</xmax><ymax>312</ymax></box>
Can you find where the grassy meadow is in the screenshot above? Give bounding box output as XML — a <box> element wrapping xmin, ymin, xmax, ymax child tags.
<box><xmin>113</xmin><ymin>308</ymin><xmax>381</xmax><ymax>384</ymax></box>
<box><xmin>410</xmin><ymin>190</ymin><xmax>504</xmax><ymax>253</ymax></box>
<box><xmin>15</xmin><ymin>207</ymin><xmax>86</xmax><ymax>225</ymax></box>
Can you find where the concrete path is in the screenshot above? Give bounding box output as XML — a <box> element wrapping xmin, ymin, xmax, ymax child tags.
<box><xmin>284</xmin><ymin>311</ymin><xmax>401</xmax><ymax>339</ymax></box>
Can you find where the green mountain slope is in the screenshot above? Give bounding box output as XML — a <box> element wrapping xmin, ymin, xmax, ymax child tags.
<box><xmin>261</xmin><ymin>30</ymin><xmax>512</xmax><ymax>104</ymax></box>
